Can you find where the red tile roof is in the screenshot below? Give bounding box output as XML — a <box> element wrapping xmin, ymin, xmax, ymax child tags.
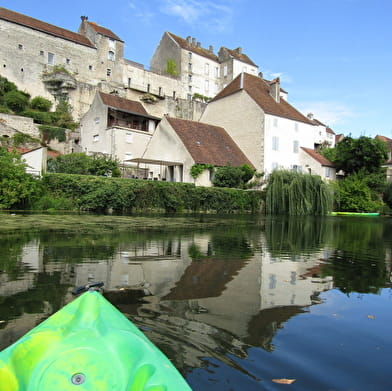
<box><xmin>99</xmin><ymin>92</ymin><xmax>156</xmax><ymax>117</ymax></box>
<box><xmin>213</xmin><ymin>73</ymin><xmax>313</xmax><ymax>124</ymax></box>
<box><xmin>0</xmin><ymin>7</ymin><xmax>94</xmax><ymax>48</ymax></box>
<box><xmin>167</xmin><ymin>32</ymin><xmax>218</xmax><ymax>62</ymax></box>
<box><xmin>301</xmin><ymin>147</ymin><xmax>334</xmax><ymax>167</ymax></box>
<box><xmin>87</xmin><ymin>21</ymin><xmax>123</xmax><ymax>42</ymax></box>
<box><xmin>166</xmin><ymin>117</ymin><xmax>254</xmax><ymax>168</ymax></box>
<box><xmin>220</xmin><ymin>47</ymin><xmax>257</xmax><ymax>67</ymax></box>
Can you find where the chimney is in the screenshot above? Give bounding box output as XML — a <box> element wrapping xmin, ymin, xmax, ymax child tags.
<box><xmin>258</xmin><ymin>71</ymin><xmax>263</xmax><ymax>79</ymax></box>
<box><xmin>270</xmin><ymin>78</ymin><xmax>280</xmax><ymax>102</ymax></box>
<box><xmin>307</xmin><ymin>113</ymin><xmax>314</xmax><ymax>120</ymax></box>
<box><xmin>196</xmin><ymin>42</ymin><xmax>201</xmax><ymax>48</ymax></box>
<box><xmin>191</xmin><ymin>37</ymin><xmax>196</xmax><ymax>46</ymax></box>
<box><xmin>80</xmin><ymin>16</ymin><xmax>88</xmax><ymax>21</ymax></box>
<box><xmin>236</xmin><ymin>47</ymin><xmax>242</xmax><ymax>55</ymax></box>
<box><xmin>186</xmin><ymin>36</ymin><xmax>191</xmax><ymax>44</ymax></box>
<box><xmin>209</xmin><ymin>45</ymin><xmax>214</xmax><ymax>53</ymax></box>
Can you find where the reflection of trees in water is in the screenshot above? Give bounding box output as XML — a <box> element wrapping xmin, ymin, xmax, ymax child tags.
<box><xmin>321</xmin><ymin>218</ymin><xmax>391</xmax><ymax>294</ymax></box>
<box><xmin>264</xmin><ymin>217</ymin><xmax>333</xmax><ymax>258</ymax></box>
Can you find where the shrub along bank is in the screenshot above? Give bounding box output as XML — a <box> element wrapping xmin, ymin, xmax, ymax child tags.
<box><xmin>38</xmin><ymin>173</ymin><xmax>263</xmax><ymax>213</ymax></box>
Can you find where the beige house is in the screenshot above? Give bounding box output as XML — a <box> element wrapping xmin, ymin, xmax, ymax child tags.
<box><xmin>201</xmin><ymin>73</ymin><xmax>334</xmax><ymax>179</ymax></box>
<box><xmin>300</xmin><ymin>147</ymin><xmax>336</xmax><ymax>180</ymax></box>
<box><xmin>138</xmin><ymin>116</ymin><xmax>253</xmax><ymax>186</ymax></box>
<box><xmin>80</xmin><ymin>92</ymin><xmax>160</xmax><ymax>177</ymax></box>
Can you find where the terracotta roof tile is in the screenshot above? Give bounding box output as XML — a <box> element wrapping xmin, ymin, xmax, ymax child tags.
<box><xmin>87</xmin><ymin>21</ymin><xmax>123</xmax><ymax>42</ymax></box>
<box><xmin>213</xmin><ymin>73</ymin><xmax>313</xmax><ymax>124</ymax></box>
<box><xmin>167</xmin><ymin>32</ymin><xmax>218</xmax><ymax>62</ymax></box>
<box><xmin>301</xmin><ymin>147</ymin><xmax>334</xmax><ymax>167</ymax></box>
<box><xmin>99</xmin><ymin>92</ymin><xmax>151</xmax><ymax>116</ymax></box>
<box><xmin>376</xmin><ymin>135</ymin><xmax>392</xmax><ymax>151</ymax></box>
<box><xmin>0</xmin><ymin>7</ymin><xmax>94</xmax><ymax>48</ymax></box>
<box><xmin>166</xmin><ymin>117</ymin><xmax>254</xmax><ymax>168</ymax></box>
<box><xmin>220</xmin><ymin>46</ymin><xmax>257</xmax><ymax>67</ymax></box>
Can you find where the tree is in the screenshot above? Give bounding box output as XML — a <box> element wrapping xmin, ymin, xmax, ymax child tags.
<box><xmin>30</xmin><ymin>96</ymin><xmax>52</xmax><ymax>112</ymax></box>
<box><xmin>3</xmin><ymin>90</ymin><xmax>29</xmax><ymax>113</ymax></box>
<box><xmin>213</xmin><ymin>164</ymin><xmax>255</xmax><ymax>188</ymax></box>
<box><xmin>323</xmin><ymin>136</ymin><xmax>388</xmax><ymax>175</ymax></box>
<box><xmin>47</xmin><ymin>153</ymin><xmax>120</xmax><ymax>177</ymax></box>
<box><xmin>0</xmin><ymin>147</ymin><xmax>40</xmax><ymax>209</ymax></box>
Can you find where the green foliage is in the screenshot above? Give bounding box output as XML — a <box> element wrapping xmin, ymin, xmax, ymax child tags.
<box><xmin>3</xmin><ymin>90</ymin><xmax>29</xmax><ymax>113</ymax></box>
<box><xmin>192</xmin><ymin>93</ymin><xmax>211</xmax><ymax>102</ymax></box>
<box><xmin>11</xmin><ymin>132</ymin><xmax>39</xmax><ymax>147</ymax></box>
<box><xmin>30</xmin><ymin>96</ymin><xmax>52</xmax><ymax>112</ymax></box>
<box><xmin>0</xmin><ymin>147</ymin><xmax>40</xmax><ymax>209</ymax></box>
<box><xmin>41</xmin><ymin>173</ymin><xmax>263</xmax><ymax>213</ymax></box>
<box><xmin>39</xmin><ymin>125</ymin><xmax>67</xmax><ymax>143</ymax></box>
<box><xmin>334</xmin><ymin>174</ymin><xmax>384</xmax><ymax>212</ymax></box>
<box><xmin>213</xmin><ymin>164</ymin><xmax>256</xmax><ymax>189</ymax></box>
<box><xmin>190</xmin><ymin>163</ymin><xmax>213</xmax><ymax>179</ymax></box>
<box><xmin>50</xmin><ymin>99</ymin><xmax>78</xmax><ymax>130</ymax></box>
<box><xmin>47</xmin><ymin>153</ymin><xmax>120</xmax><ymax>177</ymax></box>
<box><xmin>383</xmin><ymin>182</ymin><xmax>392</xmax><ymax>209</ymax></box>
<box><xmin>265</xmin><ymin>170</ymin><xmax>333</xmax><ymax>215</ymax></box>
<box><xmin>21</xmin><ymin>110</ymin><xmax>53</xmax><ymax>125</ymax></box>
<box><xmin>0</xmin><ymin>76</ymin><xmax>17</xmax><ymax>96</ymax></box>
<box><xmin>165</xmin><ymin>58</ymin><xmax>179</xmax><ymax>76</ymax></box>
<box><xmin>323</xmin><ymin>136</ymin><xmax>388</xmax><ymax>175</ymax></box>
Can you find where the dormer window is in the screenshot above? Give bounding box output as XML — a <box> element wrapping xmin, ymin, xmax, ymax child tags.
<box><xmin>108</xmin><ymin>51</ymin><xmax>115</xmax><ymax>61</ymax></box>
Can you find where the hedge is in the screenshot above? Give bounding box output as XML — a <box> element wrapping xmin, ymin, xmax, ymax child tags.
<box><xmin>41</xmin><ymin>173</ymin><xmax>263</xmax><ymax>213</ymax></box>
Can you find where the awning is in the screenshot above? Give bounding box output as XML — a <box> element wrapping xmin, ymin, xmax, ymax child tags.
<box><xmin>126</xmin><ymin>158</ymin><xmax>183</xmax><ymax>166</ymax></box>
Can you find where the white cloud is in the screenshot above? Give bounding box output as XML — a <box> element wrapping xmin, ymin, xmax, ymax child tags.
<box><xmin>296</xmin><ymin>101</ymin><xmax>354</xmax><ymax>127</ymax></box>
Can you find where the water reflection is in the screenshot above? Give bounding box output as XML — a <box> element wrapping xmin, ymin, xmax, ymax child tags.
<box><xmin>0</xmin><ymin>216</ymin><xmax>391</xmax><ymax>389</ymax></box>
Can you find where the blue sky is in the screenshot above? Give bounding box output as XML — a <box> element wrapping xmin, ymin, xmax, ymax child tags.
<box><xmin>3</xmin><ymin>0</ymin><xmax>392</xmax><ymax>138</ymax></box>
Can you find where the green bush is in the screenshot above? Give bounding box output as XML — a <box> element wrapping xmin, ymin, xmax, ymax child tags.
<box><xmin>213</xmin><ymin>164</ymin><xmax>255</xmax><ymax>188</ymax></box>
<box><xmin>30</xmin><ymin>96</ymin><xmax>52</xmax><ymax>112</ymax></box>
<box><xmin>3</xmin><ymin>91</ymin><xmax>29</xmax><ymax>113</ymax></box>
<box><xmin>41</xmin><ymin>173</ymin><xmax>263</xmax><ymax>213</ymax></box>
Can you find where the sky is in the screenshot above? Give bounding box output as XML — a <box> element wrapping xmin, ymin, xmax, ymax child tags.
<box><xmin>2</xmin><ymin>0</ymin><xmax>392</xmax><ymax>138</ymax></box>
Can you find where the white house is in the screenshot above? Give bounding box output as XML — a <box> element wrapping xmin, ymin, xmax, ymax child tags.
<box><xmin>136</xmin><ymin>116</ymin><xmax>254</xmax><ymax>186</ymax></box>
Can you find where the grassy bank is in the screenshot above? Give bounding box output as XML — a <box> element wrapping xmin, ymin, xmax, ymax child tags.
<box><xmin>34</xmin><ymin>173</ymin><xmax>263</xmax><ymax>214</ymax></box>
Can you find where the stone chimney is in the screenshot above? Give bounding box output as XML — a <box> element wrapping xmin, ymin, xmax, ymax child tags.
<box><xmin>191</xmin><ymin>37</ymin><xmax>196</xmax><ymax>46</ymax></box>
<box><xmin>236</xmin><ymin>47</ymin><xmax>242</xmax><ymax>55</ymax></box>
<box><xmin>186</xmin><ymin>36</ymin><xmax>191</xmax><ymax>44</ymax></box>
<box><xmin>270</xmin><ymin>78</ymin><xmax>280</xmax><ymax>102</ymax></box>
<box><xmin>307</xmin><ymin>113</ymin><xmax>314</xmax><ymax>120</ymax></box>
<box><xmin>80</xmin><ymin>16</ymin><xmax>88</xmax><ymax>21</ymax></box>
<box><xmin>196</xmin><ymin>42</ymin><xmax>201</xmax><ymax>48</ymax></box>
<box><xmin>209</xmin><ymin>45</ymin><xmax>214</xmax><ymax>53</ymax></box>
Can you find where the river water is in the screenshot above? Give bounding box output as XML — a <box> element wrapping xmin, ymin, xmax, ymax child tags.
<box><xmin>0</xmin><ymin>213</ymin><xmax>391</xmax><ymax>390</ymax></box>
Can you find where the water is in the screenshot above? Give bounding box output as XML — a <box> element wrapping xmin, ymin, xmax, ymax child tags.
<box><xmin>0</xmin><ymin>214</ymin><xmax>391</xmax><ymax>390</ymax></box>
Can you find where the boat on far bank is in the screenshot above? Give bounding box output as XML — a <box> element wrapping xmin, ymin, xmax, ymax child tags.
<box><xmin>329</xmin><ymin>212</ymin><xmax>380</xmax><ymax>217</ymax></box>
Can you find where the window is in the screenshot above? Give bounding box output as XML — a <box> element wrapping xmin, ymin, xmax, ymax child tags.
<box><xmin>295</xmin><ymin>122</ymin><xmax>299</xmax><ymax>132</ymax></box>
<box><xmin>94</xmin><ymin>117</ymin><xmax>100</xmax><ymax>125</ymax></box>
<box><xmin>188</xmin><ymin>85</ymin><xmax>192</xmax><ymax>92</ymax></box>
<box><xmin>188</xmin><ymin>63</ymin><xmax>192</xmax><ymax>72</ymax></box>
<box><xmin>109</xmin><ymin>39</ymin><xmax>115</xmax><ymax>49</ymax></box>
<box><xmin>243</xmin><ymin>66</ymin><xmax>247</xmax><ymax>72</ymax></box>
<box><xmin>93</xmin><ymin>134</ymin><xmax>99</xmax><ymax>142</ymax></box>
<box><xmin>18</xmin><ymin>44</ymin><xmax>23</xmax><ymax>50</ymax></box>
<box><xmin>107</xmin><ymin>68</ymin><xmax>111</xmax><ymax>76</ymax></box>
<box><xmin>205</xmin><ymin>63</ymin><xmax>209</xmax><ymax>75</ymax></box>
<box><xmin>272</xmin><ymin>162</ymin><xmax>279</xmax><ymax>171</ymax></box>
<box><xmin>89</xmin><ymin>65</ymin><xmax>93</xmax><ymax>71</ymax></box>
<box><xmin>273</xmin><ymin>118</ymin><xmax>278</xmax><ymax>127</ymax></box>
<box><xmin>128</xmin><ymin>78</ymin><xmax>131</xmax><ymax>87</ymax></box>
<box><xmin>66</xmin><ymin>58</ymin><xmax>71</xmax><ymax>65</ymax></box>
<box><xmin>147</xmin><ymin>84</ymin><xmax>150</xmax><ymax>92</ymax></box>
<box><xmin>126</xmin><ymin>132</ymin><xmax>133</xmax><ymax>143</ymax></box>
<box><xmin>108</xmin><ymin>51</ymin><xmax>115</xmax><ymax>61</ymax></box>
<box><xmin>205</xmin><ymin>80</ymin><xmax>209</xmax><ymax>92</ymax></box>
<box><xmin>124</xmin><ymin>152</ymin><xmax>132</xmax><ymax>162</ymax></box>
<box><xmin>215</xmin><ymin>67</ymin><xmax>219</xmax><ymax>78</ymax></box>
<box><xmin>293</xmin><ymin>140</ymin><xmax>299</xmax><ymax>153</ymax></box>
<box><xmin>188</xmin><ymin>74</ymin><xmax>192</xmax><ymax>83</ymax></box>
<box><xmin>325</xmin><ymin>167</ymin><xmax>331</xmax><ymax>178</ymax></box>
<box><xmin>223</xmin><ymin>65</ymin><xmax>228</xmax><ymax>77</ymax></box>
<box><xmin>48</xmin><ymin>52</ymin><xmax>55</xmax><ymax>65</ymax></box>
<box><xmin>188</xmin><ymin>52</ymin><xmax>192</xmax><ymax>60</ymax></box>
<box><xmin>158</xmin><ymin>87</ymin><xmax>162</xmax><ymax>96</ymax></box>
<box><xmin>173</xmin><ymin>91</ymin><xmax>176</xmax><ymax>99</ymax></box>
<box><xmin>272</xmin><ymin>136</ymin><xmax>279</xmax><ymax>151</ymax></box>
<box><xmin>39</xmin><ymin>50</ymin><xmax>44</xmax><ymax>56</ymax></box>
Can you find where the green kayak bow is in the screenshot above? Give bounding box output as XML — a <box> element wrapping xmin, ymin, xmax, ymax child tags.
<box><xmin>0</xmin><ymin>290</ymin><xmax>192</xmax><ymax>390</ymax></box>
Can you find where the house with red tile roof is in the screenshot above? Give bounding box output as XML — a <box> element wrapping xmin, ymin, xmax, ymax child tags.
<box><xmin>7</xmin><ymin>146</ymin><xmax>48</xmax><ymax>176</ymax></box>
<box><xmin>80</xmin><ymin>92</ymin><xmax>160</xmax><ymax>177</ymax></box>
<box><xmin>300</xmin><ymin>147</ymin><xmax>336</xmax><ymax>180</ymax></box>
<box><xmin>201</xmin><ymin>72</ymin><xmax>333</xmax><ymax>178</ymax></box>
<box><xmin>137</xmin><ymin>116</ymin><xmax>254</xmax><ymax>185</ymax></box>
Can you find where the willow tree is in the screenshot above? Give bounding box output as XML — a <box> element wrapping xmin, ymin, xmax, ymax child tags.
<box><xmin>265</xmin><ymin>170</ymin><xmax>333</xmax><ymax>215</ymax></box>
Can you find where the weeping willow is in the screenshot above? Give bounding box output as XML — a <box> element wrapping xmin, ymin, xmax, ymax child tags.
<box><xmin>265</xmin><ymin>170</ymin><xmax>333</xmax><ymax>215</ymax></box>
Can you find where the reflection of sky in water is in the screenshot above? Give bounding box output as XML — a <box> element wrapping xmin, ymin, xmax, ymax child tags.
<box><xmin>0</xmin><ymin>216</ymin><xmax>391</xmax><ymax>390</ymax></box>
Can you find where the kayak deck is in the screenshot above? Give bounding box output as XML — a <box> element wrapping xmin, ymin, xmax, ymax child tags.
<box><xmin>0</xmin><ymin>290</ymin><xmax>192</xmax><ymax>390</ymax></box>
